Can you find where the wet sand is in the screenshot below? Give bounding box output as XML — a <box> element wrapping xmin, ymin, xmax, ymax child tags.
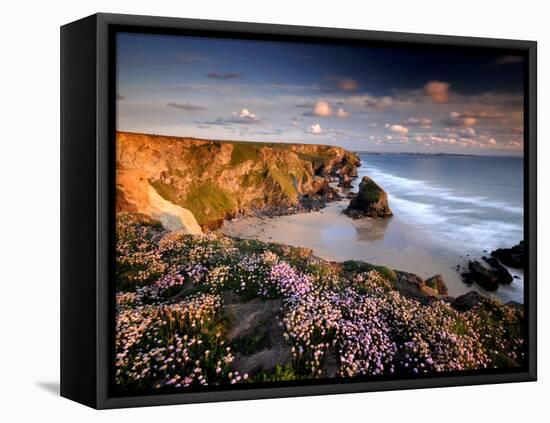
<box><xmin>220</xmin><ymin>198</ymin><xmax>524</xmax><ymax>304</ymax></box>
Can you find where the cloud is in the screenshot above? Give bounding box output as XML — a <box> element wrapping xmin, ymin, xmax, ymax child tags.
<box><xmin>406</xmin><ymin>118</ymin><xmax>432</xmax><ymax>129</ymax></box>
<box><xmin>313</xmin><ymin>101</ymin><xmax>332</xmax><ymax>117</ymax></box>
<box><xmin>302</xmin><ymin>102</ymin><xmax>349</xmax><ymax>118</ymax></box>
<box><xmin>241</xmin><ymin>127</ymin><xmax>284</xmax><ymax>135</ymax></box>
<box><xmin>326</xmin><ymin>128</ymin><xmax>357</xmax><ymax>140</ymax></box>
<box><xmin>424</xmin><ymin>81</ymin><xmax>450</xmax><ymax>103</ymax></box>
<box><xmin>336</xmin><ymin>108</ymin><xmax>350</xmax><ymax>119</ymax></box>
<box><xmin>340</xmin><ymin>94</ymin><xmax>393</xmax><ymax>110</ymax></box>
<box><xmin>237</xmin><ymin>109</ymin><xmax>255</xmax><ymax>119</ymax></box>
<box><xmin>512</xmin><ymin>126</ymin><xmax>524</xmax><ymax>134</ymax></box>
<box><xmin>487</xmin><ymin>55</ymin><xmax>524</xmax><ymax>68</ymax></box>
<box><xmin>167</xmin><ymin>102</ymin><xmax>207</xmax><ymax>111</ymax></box>
<box><xmin>333</xmin><ymin>77</ymin><xmax>359</xmax><ymax>91</ymax></box>
<box><xmin>459</xmin><ymin>127</ymin><xmax>476</xmax><ymax>138</ymax></box>
<box><xmin>385</xmin><ymin>123</ymin><xmax>409</xmax><ymax>134</ymax></box>
<box><xmin>444</xmin><ymin>112</ymin><xmax>477</xmax><ymax>127</ymax></box>
<box><xmin>503</xmin><ymin>140</ymin><xmax>523</xmax><ymax>150</ymax></box>
<box><xmin>324</xmin><ymin>76</ymin><xmax>360</xmax><ymax>92</ymax></box>
<box><xmin>229</xmin><ymin>108</ymin><xmax>260</xmax><ymax>123</ymax></box>
<box><xmin>457</xmin><ymin>110</ymin><xmax>504</xmax><ymax>120</ymax></box>
<box><xmin>306</xmin><ymin>123</ymin><xmax>322</xmax><ymax>134</ymax></box>
<box><xmin>302</xmin><ymin>101</ymin><xmax>333</xmax><ymax>117</ymax></box>
<box><xmin>365</xmin><ymin>96</ymin><xmax>393</xmax><ymax>110</ymax></box>
<box><xmin>198</xmin><ymin>108</ymin><xmax>261</xmax><ymax>126</ymax></box>
<box><xmin>255</xmin><ymin>128</ymin><xmax>284</xmax><ymax>135</ymax></box>
<box><xmin>206</xmin><ymin>72</ymin><xmax>243</xmax><ymax>80</ymax></box>
<box><xmin>117</xmin><ymin>94</ymin><xmax>126</xmax><ymax>100</ymax></box>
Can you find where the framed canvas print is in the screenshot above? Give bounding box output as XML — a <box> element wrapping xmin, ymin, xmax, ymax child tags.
<box><xmin>60</xmin><ymin>13</ymin><xmax>537</xmax><ymax>409</ymax></box>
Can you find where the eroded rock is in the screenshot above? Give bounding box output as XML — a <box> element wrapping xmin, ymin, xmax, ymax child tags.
<box><xmin>491</xmin><ymin>241</ymin><xmax>525</xmax><ymax>269</ymax></box>
<box><xmin>451</xmin><ymin>291</ymin><xmax>486</xmax><ymax>311</ymax></box>
<box><xmin>344</xmin><ymin>176</ymin><xmax>393</xmax><ymax>218</ymax></box>
<box><xmin>425</xmin><ymin>274</ymin><xmax>448</xmax><ymax>295</ymax></box>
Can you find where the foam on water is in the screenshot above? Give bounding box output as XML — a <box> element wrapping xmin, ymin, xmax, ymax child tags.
<box><xmin>356</xmin><ymin>155</ymin><xmax>524</xmax><ymax>256</ymax></box>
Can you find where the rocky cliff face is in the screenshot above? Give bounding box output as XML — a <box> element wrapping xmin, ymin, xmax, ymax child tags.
<box><xmin>344</xmin><ymin>176</ymin><xmax>393</xmax><ymax>218</ymax></box>
<box><xmin>116</xmin><ymin>132</ymin><xmax>360</xmax><ymax>232</ymax></box>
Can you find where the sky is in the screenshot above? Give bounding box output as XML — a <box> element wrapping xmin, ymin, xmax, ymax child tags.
<box><xmin>116</xmin><ymin>32</ymin><xmax>525</xmax><ymax>156</ymax></box>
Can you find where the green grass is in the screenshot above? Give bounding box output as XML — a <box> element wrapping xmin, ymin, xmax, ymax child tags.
<box><xmin>150</xmin><ymin>179</ymin><xmax>238</xmax><ymax>227</ymax></box>
<box><xmin>184</xmin><ymin>182</ymin><xmax>237</xmax><ymax>225</ymax></box>
<box><xmin>242</xmin><ymin>170</ymin><xmax>268</xmax><ymax>189</ymax></box>
<box><xmin>230</xmin><ymin>330</ymin><xmax>271</xmax><ymax>355</ymax></box>
<box><xmin>149</xmin><ymin>179</ymin><xmax>178</xmax><ymax>203</ymax></box>
<box><xmin>342</xmin><ymin>260</ymin><xmax>397</xmax><ymax>283</ymax></box>
<box><xmin>295</xmin><ymin>152</ymin><xmax>330</xmax><ymax>171</ymax></box>
<box><xmin>268</xmin><ymin>168</ymin><xmax>298</xmax><ymax>201</ymax></box>
<box><xmin>230</xmin><ymin>143</ymin><xmax>261</xmax><ymax>166</ymax></box>
<box><xmin>249</xmin><ymin>364</ymin><xmax>304</xmax><ymax>383</ymax></box>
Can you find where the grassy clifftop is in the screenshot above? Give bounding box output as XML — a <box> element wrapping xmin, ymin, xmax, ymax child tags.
<box><xmin>116</xmin><ymin>132</ymin><xmax>360</xmax><ymax>231</ymax></box>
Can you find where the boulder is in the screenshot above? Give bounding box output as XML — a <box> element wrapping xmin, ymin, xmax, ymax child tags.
<box><xmin>425</xmin><ymin>274</ymin><xmax>448</xmax><ymax>295</ymax></box>
<box><xmin>344</xmin><ymin>176</ymin><xmax>393</xmax><ymax>218</ymax></box>
<box><xmin>393</xmin><ymin>271</ymin><xmax>436</xmax><ymax>305</ymax></box>
<box><xmin>311</xmin><ymin>176</ymin><xmax>330</xmax><ymax>195</ymax></box>
<box><xmin>491</xmin><ymin>241</ymin><xmax>525</xmax><ymax>269</ymax></box>
<box><xmin>461</xmin><ymin>260</ymin><xmax>499</xmax><ymax>291</ymax></box>
<box><xmin>451</xmin><ymin>291</ymin><xmax>486</xmax><ymax>311</ymax></box>
<box><xmin>482</xmin><ymin>256</ymin><xmax>513</xmax><ymax>284</ymax></box>
<box><xmin>338</xmin><ymin>173</ymin><xmax>352</xmax><ymax>188</ymax></box>
<box><xmin>344</xmin><ymin>163</ymin><xmax>358</xmax><ymax>178</ymax></box>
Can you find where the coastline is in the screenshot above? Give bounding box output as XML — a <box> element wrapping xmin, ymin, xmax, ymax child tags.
<box><xmin>220</xmin><ymin>196</ymin><xmax>524</xmax><ymax>304</ymax></box>
<box><xmin>116</xmin><ymin>132</ymin><xmax>523</xmax><ymax>304</ymax></box>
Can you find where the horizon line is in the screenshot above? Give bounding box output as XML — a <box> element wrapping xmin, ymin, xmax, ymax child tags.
<box><xmin>115</xmin><ymin>130</ymin><xmax>524</xmax><ymax>158</ymax></box>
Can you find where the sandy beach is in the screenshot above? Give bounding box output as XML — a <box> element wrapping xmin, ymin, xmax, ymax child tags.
<box><xmin>220</xmin><ymin>197</ymin><xmax>524</xmax><ymax>303</ymax></box>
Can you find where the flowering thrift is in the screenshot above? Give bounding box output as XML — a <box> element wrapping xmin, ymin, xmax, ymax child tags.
<box><xmin>116</xmin><ymin>293</ymin><xmax>238</xmax><ymax>389</ymax></box>
<box><xmin>115</xmin><ymin>213</ymin><xmax>526</xmax><ymax>391</ymax></box>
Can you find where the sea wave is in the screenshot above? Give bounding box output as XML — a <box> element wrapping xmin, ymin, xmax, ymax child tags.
<box><xmin>358</xmin><ymin>164</ymin><xmax>523</xmax><ymax>253</ymax></box>
<box><xmin>361</xmin><ymin>165</ymin><xmax>523</xmax><ymax>216</ymax></box>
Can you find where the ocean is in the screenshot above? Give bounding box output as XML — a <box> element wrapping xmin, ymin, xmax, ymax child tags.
<box><xmin>357</xmin><ymin>153</ymin><xmax>524</xmax><ymax>257</ymax></box>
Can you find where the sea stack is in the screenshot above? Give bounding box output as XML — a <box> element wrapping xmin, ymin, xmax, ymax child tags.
<box><xmin>344</xmin><ymin>176</ymin><xmax>393</xmax><ymax>218</ymax></box>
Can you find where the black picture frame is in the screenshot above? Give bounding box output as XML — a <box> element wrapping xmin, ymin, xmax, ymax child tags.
<box><xmin>60</xmin><ymin>12</ymin><xmax>537</xmax><ymax>409</ymax></box>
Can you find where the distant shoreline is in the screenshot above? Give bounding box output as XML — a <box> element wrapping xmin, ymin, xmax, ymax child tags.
<box><xmin>356</xmin><ymin>151</ymin><xmax>523</xmax><ymax>158</ymax></box>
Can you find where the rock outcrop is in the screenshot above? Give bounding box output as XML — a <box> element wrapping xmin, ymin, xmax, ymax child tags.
<box><xmin>393</xmin><ymin>271</ymin><xmax>448</xmax><ymax>304</ymax></box>
<box><xmin>482</xmin><ymin>256</ymin><xmax>513</xmax><ymax>285</ymax></box>
<box><xmin>491</xmin><ymin>241</ymin><xmax>525</xmax><ymax>269</ymax></box>
<box><xmin>344</xmin><ymin>176</ymin><xmax>393</xmax><ymax>218</ymax></box>
<box><xmin>338</xmin><ymin>173</ymin><xmax>352</xmax><ymax>188</ymax></box>
<box><xmin>116</xmin><ymin>132</ymin><xmax>360</xmax><ymax>231</ymax></box>
<box><xmin>425</xmin><ymin>274</ymin><xmax>449</xmax><ymax>295</ymax></box>
<box><xmin>451</xmin><ymin>291</ymin><xmax>487</xmax><ymax>311</ymax></box>
<box><xmin>461</xmin><ymin>257</ymin><xmax>514</xmax><ymax>291</ymax></box>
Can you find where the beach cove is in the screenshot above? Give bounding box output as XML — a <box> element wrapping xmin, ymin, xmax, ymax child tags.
<box><xmin>222</xmin><ymin>153</ymin><xmax>524</xmax><ymax>304</ymax></box>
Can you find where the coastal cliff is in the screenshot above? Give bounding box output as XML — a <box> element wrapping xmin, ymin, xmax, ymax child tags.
<box><xmin>116</xmin><ymin>132</ymin><xmax>360</xmax><ymax>231</ymax></box>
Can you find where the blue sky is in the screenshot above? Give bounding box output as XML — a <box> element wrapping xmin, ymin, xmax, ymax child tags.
<box><xmin>116</xmin><ymin>32</ymin><xmax>524</xmax><ymax>155</ymax></box>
